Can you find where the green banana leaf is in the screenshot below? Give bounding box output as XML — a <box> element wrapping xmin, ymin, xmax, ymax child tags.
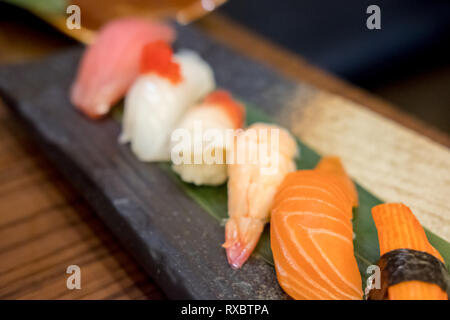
<box><xmin>2</xmin><ymin>0</ymin><xmax>67</xmax><ymax>15</ymax></box>
<box><xmin>154</xmin><ymin>103</ymin><xmax>450</xmax><ymax>287</ymax></box>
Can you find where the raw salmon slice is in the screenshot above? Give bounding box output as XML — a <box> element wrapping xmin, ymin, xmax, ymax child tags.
<box><xmin>271</xmin><ymin>157</ymin><xmax>363</xmax><ymax>300</ymax></box>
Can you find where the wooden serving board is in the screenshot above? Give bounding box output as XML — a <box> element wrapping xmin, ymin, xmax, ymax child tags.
<box><xmin>0</xmin><ymin>23</ymin><xmax>449</xmax><ymax>299</ymax></box>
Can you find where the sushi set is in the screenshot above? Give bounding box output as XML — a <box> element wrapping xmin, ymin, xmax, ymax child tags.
<box><xmin>0</xmin><ymin>18</ymin><xmax>449</xmax><ymax>300</ymax></box>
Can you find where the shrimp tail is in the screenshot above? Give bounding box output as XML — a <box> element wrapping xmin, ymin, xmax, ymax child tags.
<box><xmin>223</xmin><ymin>216</ymin><xmax>264</xmax><ymax>269</ymax></box>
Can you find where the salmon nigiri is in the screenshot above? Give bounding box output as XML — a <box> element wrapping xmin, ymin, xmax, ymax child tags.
<box><xmin>271</xmin><ymin>157</ymin><xmax>363</xmax><ymax>300</ymax></box>
<box><xmin>71</xmin><ymin>18</ymin><xmax>175</xmax><ymax>119</ymax></box>
<box><xmin>223</xmin><ymin>123</ymin><xmax>298</xmax><ymax>269</ymax></box>
<box><xmin>171</xmin><ymin>90</ymin><xmax>245</xmax><ymax>186</ymax></box>
<box><xmin>370</xmin><ymin>203</ymin><xmax>449</xmax><ymax>300</ymax></box>
<box><xmin>120</xmin><ymin>41</ymin><xmax>215</xmax><ymax>161</ymax></box>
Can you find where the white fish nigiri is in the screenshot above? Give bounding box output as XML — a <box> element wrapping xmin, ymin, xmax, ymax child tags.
<box><xmin>171</xmin><ymin>90</ymin><xmax>245</xmax><ymax>186</ymax></box>
<box><xmin>120</xmin><ymin>41</ymin><xmax>215</xmax><ymax>161</ymax></box>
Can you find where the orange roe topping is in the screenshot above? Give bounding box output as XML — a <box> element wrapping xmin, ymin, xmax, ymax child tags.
<box><xmin>203</xmin><ymin>90</ymin><xmax>245</xmax><ymax>128</ymax></box>
<box><xmin>140</xmin><ymin>41</ymin><xmax>182</xmax><ymax>84</ymax></box>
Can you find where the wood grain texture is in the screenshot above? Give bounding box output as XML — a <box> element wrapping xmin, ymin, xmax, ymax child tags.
<box><xmin>0</xmin><ymin>101</ymin><xmax>165</xmax><ymax>300</ymax></box>
<box><xmin>284</xmin><ymin>92</ymin><xmax>450</xmax><ymax>241</ymax></box>
<box><xmin>0</xmin><ymin>15</ymin><xmax>166</xmax><ymax>300</ymax></box>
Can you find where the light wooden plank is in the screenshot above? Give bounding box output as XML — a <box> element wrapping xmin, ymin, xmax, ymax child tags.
<box><xmin>287</xmin><ymin>91</ymin><xmax>450</xmax><ymax>240</ymax></box>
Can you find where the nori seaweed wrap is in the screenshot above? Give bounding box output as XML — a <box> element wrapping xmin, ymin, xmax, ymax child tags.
<box><xmin>368</xmin><ymin>203</ymin><xmax>449</xmax><ymax>300</ymax></box>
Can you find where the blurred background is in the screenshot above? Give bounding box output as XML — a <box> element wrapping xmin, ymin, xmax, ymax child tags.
<box><xmin>221</xmin><ymin>0</ymin><xmax>450</xmax><ymax>133</ymax></box>
<box><xmin>0</xmin><ymin>0</ymin><xmax>449</xmax><ymax>133</ymax></box>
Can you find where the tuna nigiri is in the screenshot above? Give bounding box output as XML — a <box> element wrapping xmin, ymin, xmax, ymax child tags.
<box><xmin>120</xmin><ymin>41</ymin><xmax>215</xmax><ymax>161</ymax></box>
<box><xmin>171</xmin><ymin>90</ymin><xmax>245</xmax><ymax>186</ymax></box>
<box><xmin>223</xmin><ymin>123</ymin><xmax>298</xmax><ymax>269</ymax></box>
<box><xmin>71</xmin><ymin>18</ymin><xmax>175</xmax><ymax>119</ymax></box>
<box><xmin>271</xmin><ymin>157</ymin><xmax>363</xmax><ymax>300</ymax></box>
<box><xmin>369</xmin><ymin>203</ymin><xmax>449</xmax><ymax>300</ymax></box>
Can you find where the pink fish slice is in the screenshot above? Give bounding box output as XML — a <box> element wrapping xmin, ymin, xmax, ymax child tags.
<box><xmin>70</xmin><ymin>18</ymin><xmax>175</xmax><ymax>119</ymax></box>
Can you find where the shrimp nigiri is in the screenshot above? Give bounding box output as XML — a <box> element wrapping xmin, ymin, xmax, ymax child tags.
<box><xmin>270</xmin><ymin>157</ymin><xmax>363</xmax><ymax>300</ymax></box>
<box><xmin>71</xmin><ymin>18</ymin><xmax>175</xmax><ymax>119</ymax></box>
<box><xmin>223</xmin><ymin>123</ymin><xmax>298</xmax><ymax>269</ymax></box>
<box><xmin>370</xmin><ymin>203</ymin><xmax>449</xmax><ymax>300</ymax></box>
<box><xmin>171</xmin><ymin>90</ymin><xmax>245</xmax><ymax>186</ymax></box>
<box><xmin>120</xmin><ymin>41</ymin><xmax>215</xmax><ymax>161</ymax></box>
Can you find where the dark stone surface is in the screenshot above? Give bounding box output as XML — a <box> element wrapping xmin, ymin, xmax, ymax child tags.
<box><xmin>0</xmin><ymin>24</ymin><xmax>305</xmax><ymax>299</ymax></box>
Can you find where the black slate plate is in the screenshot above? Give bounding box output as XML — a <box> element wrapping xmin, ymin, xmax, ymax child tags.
<box><xmin>0</xmin><ymin>24</ymin><xmax>314</xmax><ymax>299</ymax></box>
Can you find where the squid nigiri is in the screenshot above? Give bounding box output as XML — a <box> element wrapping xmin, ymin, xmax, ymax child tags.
<box><xmin>270</xmin><ymin>157</ymin><xmax>363</xmax><ymax>300</ymax></box>
<box><xmin>120</xmin><ymin>41</ymin><xmax>215</xmax><ymax>161</ymax></box>
<box><xmin>223</xmin><ymin>123</ymin><xmax>298</xmax><ymax>269</ymax></box>
<box><xmin>71</xmin><ymin>18</ymin><xmax>175</xmax><ymax>119</ymax></box>
<box><xmin>171</xmin><ymin>90</ymin><xmax>245</xmax><ymax>186</ymax></box>
<box><xmin>369</xmin><ymin>203</ymin><xmax>449</xmax><ymax>300</ymax></box>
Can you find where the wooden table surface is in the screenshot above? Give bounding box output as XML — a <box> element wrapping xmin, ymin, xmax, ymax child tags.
<box><xmin>0</xmin><ymin>12</ymin><xmax>449</xmax><ymax>300</ymax></box>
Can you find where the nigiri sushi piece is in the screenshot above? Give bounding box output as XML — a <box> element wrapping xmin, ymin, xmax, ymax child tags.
<box><xmin>171</xmin><ymin>90</ymin><xmax>245</xmax><ymax>186</ymax></box>
<box><xmin>271</xmin><ymin>157</ymin><xmax>363</xmax><ymax>300</ymax></box>
<box><xmin>70</xmin><ymin>18</ymin><xmax>175</xmax><ymax>119</ymax></box>
<box><xmin>223</xmin><ymin>123</ymin><xmax>298</xmax><ymax>269</ymax></box>
<box><xmin>314</xmin><ymin>156</ymin><xmax>358</xmax><ymax>207</ymax></box>
<box><xmin>120</xmin><ymin>41</ymin><xmax>215</xmax><ymax>161</ymax></box>
<box><xmin>369</xmin><ymin>203</ymin><xmax>449</xmax><ymax>300</ymax></box>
